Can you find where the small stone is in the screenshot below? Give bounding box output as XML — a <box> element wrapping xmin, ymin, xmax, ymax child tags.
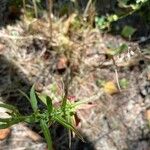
<box><xmin>0</xmin><ymin>128</ymin><xmax>11</xmax><ymax>140</ymax></box>
<box><xmin>147</xmin><ymin>72</ymin><xmax>150</xmax><ymax>81</ymax></box>
<box><xmin>0</xmin><ymin>43</ymin><xmax>5</xmax><ymax>54</ymax></box>
<box><xmin>56</xmin><ymin>56</ymin><xmax>68</xmax><ymax>70</ymax></box>
<box><xmin>103</xmin><ymin>81</ymin><xmax>118</xmax><ymax>95</ymax></box>
<box><xmin>145</xmin><ymin>109</ymin><xmax>150</xmax><ymax>121</ymax></box>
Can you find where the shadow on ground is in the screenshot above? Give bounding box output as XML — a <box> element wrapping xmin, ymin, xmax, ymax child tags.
<box><xmin>0</xmin><ymin>55</ymin><xmax>32</xmax><ymax>114</ymax></box>
<box><xmin>0</xmin><ymin>55</ymin><xmax>96</xmax><ymax>149</ymax></box>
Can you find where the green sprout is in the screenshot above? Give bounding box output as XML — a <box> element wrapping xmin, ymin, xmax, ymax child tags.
<box><xmin>0</xmin><ymin>85</ymin><xmax>84</xmax><ymax>150</ymax></box>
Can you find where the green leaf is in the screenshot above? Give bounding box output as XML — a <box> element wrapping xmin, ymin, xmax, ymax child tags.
<box><xmin>109</xmin><ymin>43</ymin><xmax>128</xmax><ymax>56</ymax></box>
<box><xmin>50</xmin><ymin>83</ymin><xmax>57</xmax><ymax>94</ymax></box>
<box><xmin>40</xmin><ymin>120</ymin><xmax>53</xmax><ymax>150</ymax></box>
<box><xmin>121</xmin><ymin>25</ymin><xmax>136</xmax><ymax>38</ymax></box>
<box><xmin>19</xmin><ymin>90</ymin><xmax>30</xmax><ymax>102</ymax></box>
<box><xmin>0</xmin><ymin>123</ymin><xmax>10</xmax><ymax>129</ymax></box>
<box><xmin>119</xmin><ymin>78</ymin><xmax>129</xmax><ymax>89</ymax></box>
<box><xmin>37</xmin><ymin>92</ymin><xmax>47</xmax><ymax>105</ymax></box>
<box><xmin>95</xmin><ymin>16</ymin><xmax>105</xmax><ymax>26</ymax></box>
<box><xmin>0</xmin><ymin>117</ymin><xmax>24</xmax><ymax>129</ymax></box>
<box><xmin>0</xmin><ymin>103</ymin><xmax>19</xmax><ymax>114</ymax></box>
<box><xmin>14</xmin><ymin>115</ymin><xmax>31</xmax><ymax>123</ymax></box>
<box><xmin>30</xmin><ymin>85</ymin><xmax>38</xmax><ymax>112</ymax></box>
<box><xmin>46</xmin><ymin>96</ymin><xmax>53</xmax><ymax>115</ymax></box>
<box><xmin>61</xmin><ymin>96</ymin><xmax>67</xmax><ymax>110</ymax></box>
<box><xmin>54</xmin><ymin>115</ymin><xmax>84</xmax><ymax>142</ymax></box>
<box><xmin>0</xmin><ymin>118</ymin><xmax>11</xmax><ymax>123</ymax></box>
<box><xmin>24</xmin><ymin>115</ymin><xmax>36</xmax><ymax>123</ymax></box>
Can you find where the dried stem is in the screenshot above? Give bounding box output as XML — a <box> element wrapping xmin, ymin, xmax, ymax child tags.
<box><xmin>22</xmin><ymin>0</ymin><xmax>26</xmax><ymax>17</ymax></box>
<box><xmin>32</xmin><ymin>0</ymin><xmax>38</xmax><ymax>18</ymax></box>
<box><xmin>83</xmin><ymin>0</ymin><xmax>92</xmax><ymax>19</ymax></box>
<box><xmin>112</xmin><ymin>58</ymin><xmax>121</xmax><ymax>91</ymax></box>
<box><xmin>47</xmin><ymin>0</ymin><xmax>53</xmax><ymax>42</ymax></box>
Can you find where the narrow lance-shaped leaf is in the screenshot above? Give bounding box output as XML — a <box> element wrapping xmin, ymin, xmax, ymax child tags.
<box><xmin>40</xmin><ymin>119</ymin><xmax>53</xmax><ymax>150</ymax></box>
<box><xmin>54</xmin><ymin>115</ymin><xmax>84</xmax><ymax>142</ymax></box>
<box><xmin>0</xmin><ymin>118</ymin><xmax>11</xmax><ymax>123</ymax></box>
<box><xmin>0</xmin><ymin>117</ymin><xmax>25</xmax><ymax>129</ymax></box>
<box><xmin>30</xmin><ymin>85</ymin><xmax>38</xmax><ymax>112</ymax></box>
<box><xmin>46</xmin><ymin>96</ymin><xmax>53</xmax><ymax>115</ymax></box>
<box><xmin>19</xmin><ymin>90</ymin><xmax>30</xmax><ymax>102</ymax></box>
<box><xmin>37</xmin><ymin>92</ymin><xmax>47</xmax><ymax>105</ymax></box>
<box><xmin>61</xmin><ymin>96</ymin><xmax>67</xmax><ymax>117</ymax></box>
<box><xmin>108</xmin><ymin>43</ymin><xmax>128</xmax><ymax>56</ymax></box>
<box><xmin>66</xmin><ymin>114</ymin><xmax>73</xmax><ymax>149</ymax></box>
<box><xmin>0</xmin><ymin>123</ymin><xmax>10</xmax><ymax>129</ymax></box>
<box><xmin>0</xmin><ymin>103</ymin><xmax>19</xmax><ymax>114</ymax></box>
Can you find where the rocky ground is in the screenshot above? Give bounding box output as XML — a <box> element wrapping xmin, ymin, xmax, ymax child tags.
<box><xmin>0</xmin><ymin>17</ymin><xmax>149</xmax><ymax>150</ymax></box>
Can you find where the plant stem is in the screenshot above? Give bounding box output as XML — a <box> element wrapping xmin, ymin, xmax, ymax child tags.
<box><xmin>47</xmin><ymin>0</ymin><xmax>53</xmax><ymax>43</ymax></box>
<box><xmin>22</xmin><ymin>0</ymin><xmax>26</xmax><ymax>17</ymax></box>
<box><xmin>32</xmin><ymin>0</ymin><xmax>38</xmax><ymax>18</ymax></box>
<box><xmin>83</xmin><ymin>0</ymin><xmax>92</xmax><ymax>19</ymax></box>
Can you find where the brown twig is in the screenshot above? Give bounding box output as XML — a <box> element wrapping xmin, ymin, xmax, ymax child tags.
<box><xmin>112</xmin><ymin>57</ymin><xmax>121</xmax><ymax>91</ymax></box>
<box><xmin>22</xmin><ymin>0</ymin><xmax>26</xmax><ymax>17</ymax></box>
<box><xmin>47</xmin><ymin>0</ymin><xmax>53</xmax><ymax>43</ymax></box>
<box><xmin>32</xmin><ymin>0</ymin><xmax>38</xmax><ymax>18</ymax></box>
<box><xmin>83</xmin><ymin>0</ymin><xmax>93</xmax><ymax>19</ymax></box>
